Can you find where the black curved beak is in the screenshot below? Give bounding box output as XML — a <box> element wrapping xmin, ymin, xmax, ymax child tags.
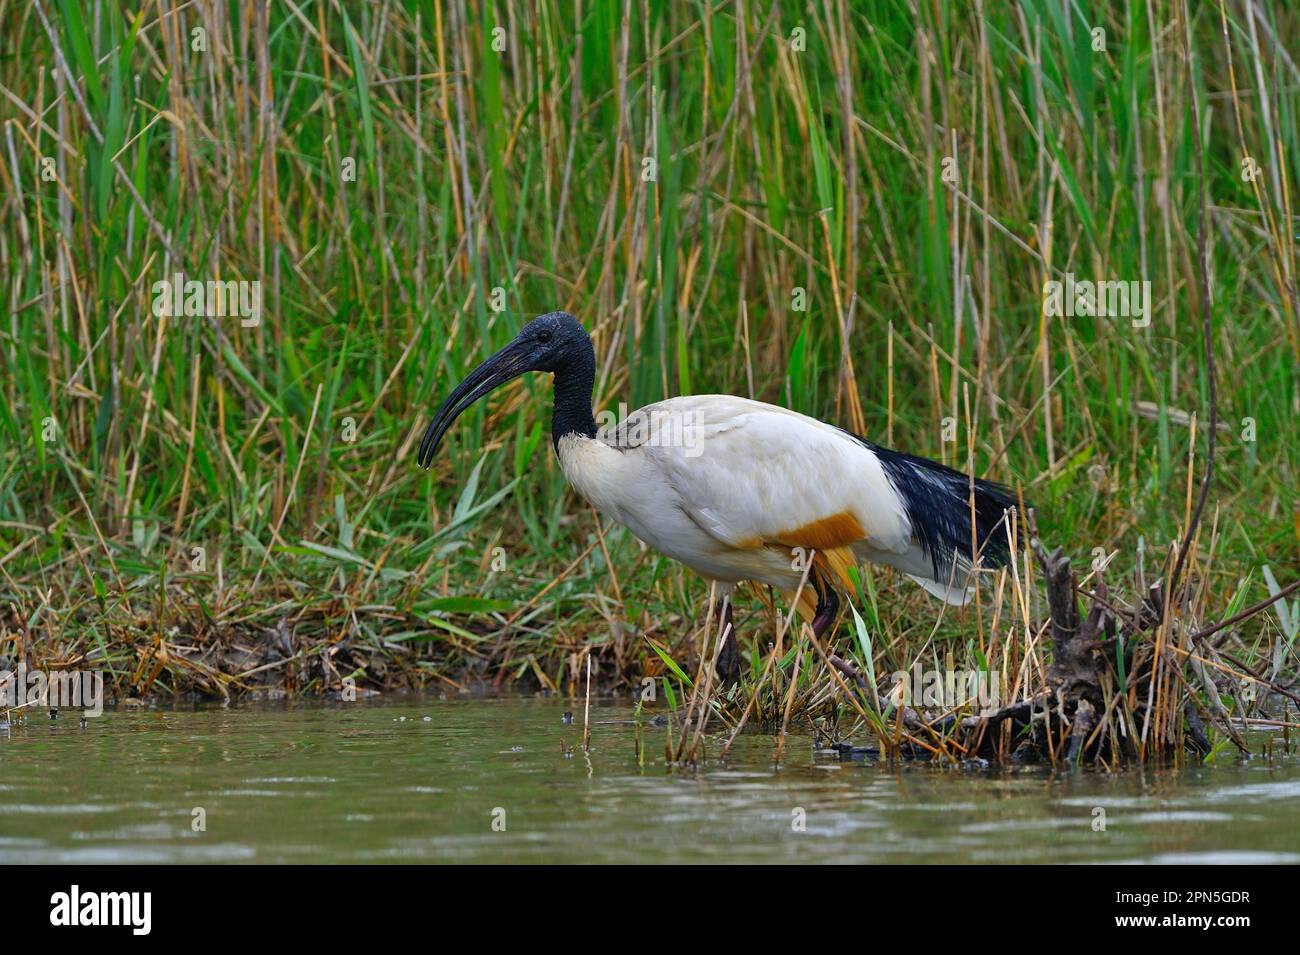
<box><xmin>417</xmin><ymin>338</ymin><xmax>532</xmax><ymax>467</ymax></box>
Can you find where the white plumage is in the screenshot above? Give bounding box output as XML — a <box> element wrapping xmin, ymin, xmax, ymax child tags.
<box><xmin>558</xmin><ymin>395</ymin><xmax>978</xmax><ymax>606</ymax></box>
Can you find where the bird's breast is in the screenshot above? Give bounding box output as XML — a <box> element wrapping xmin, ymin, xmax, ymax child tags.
<box><xmin>555</xmin><ymin>433</ymin><xmax>805</xmax><ymax>589</ymax></box>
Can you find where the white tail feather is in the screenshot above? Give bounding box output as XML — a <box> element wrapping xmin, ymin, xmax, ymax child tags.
<box><xmin>906</xmin><ymin>573</ymin><xmax>975</xmax><ymax>606</ymax></box>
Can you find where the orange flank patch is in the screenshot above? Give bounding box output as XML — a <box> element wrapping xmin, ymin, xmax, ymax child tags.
<box><xmin>747</xmin><ymin>541</ymin><xmax>859</xmax><ymax>625</ymax></box>
<box><xmin>774</xmin><ymin>511</ymin><xmax>866</xmax><ymax>551</ymax></box>
<box><xmin>787</xmin><ymin>547</ymin><xmax>858</xmax><ymax>621</ymax></box>
<box><xmin>815</xmin><ymin>547</ymin><xmax>858</xmax><ymax>592</ymax></box>
<box><xmin>771</xmin><ymin>513</ymin><xmax>867</xmax><ymax>622</ymax></box>
<box><xmin>729</xmin><ymin>512</ymin><xmax>867</xmax><ymax>623</ymax></box>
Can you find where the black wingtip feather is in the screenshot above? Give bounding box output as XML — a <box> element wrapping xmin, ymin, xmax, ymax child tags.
<box><xmin>842</xmin><ymin>430</ymin><xmax>1023</xmax><ymax>579</ymax></box>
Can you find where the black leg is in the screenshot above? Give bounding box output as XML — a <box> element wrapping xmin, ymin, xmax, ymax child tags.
<box><xmin>809</xmin><ymin>574</ymin><xmax>842</xmax><ymax>742</ymax></box>
<box><xmin>713</xmin><ymin>594</ymin><xmax>741</xmax><ymax>686</ymax></box>
<box><xmin>810</xmin><ymin>572</ymin><xmax>840</xmax><ymax>641</ymax></box>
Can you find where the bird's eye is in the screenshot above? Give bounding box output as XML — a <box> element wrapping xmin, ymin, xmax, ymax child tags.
<box><xmin>537</xmin><ymin>330</ymin><xmax>552</xmax><ymax>344</ymax></box>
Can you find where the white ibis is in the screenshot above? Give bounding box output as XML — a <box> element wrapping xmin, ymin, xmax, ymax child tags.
<box><xmin>418</xmin><ymin>311</ymin><xmax>1018</xmax><ymax>683</ymax></box>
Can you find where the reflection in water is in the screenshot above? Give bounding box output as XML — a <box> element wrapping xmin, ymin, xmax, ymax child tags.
<box><xmin>1</xmin><ymin>698</ymin><xmax>1297</xmax><ymax>864</ymax></box>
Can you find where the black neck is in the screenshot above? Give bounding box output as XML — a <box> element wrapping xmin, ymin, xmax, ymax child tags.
<box><xmin>551</xmin><ymin>344</ymin><xmax>597</xmax><ymax>451</ymax></box>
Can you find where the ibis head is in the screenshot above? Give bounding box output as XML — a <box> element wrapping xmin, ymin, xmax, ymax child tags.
<box><xmin>417</xmin><ymin>311</ymin><xmax>592</xmax><ymax>466</ymax></box>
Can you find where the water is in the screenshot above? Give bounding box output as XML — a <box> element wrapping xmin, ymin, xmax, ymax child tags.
<box><xmin>2</xmin><ymin>698</ymin><xmax>1297</xmax><ymax>864</ymax></box>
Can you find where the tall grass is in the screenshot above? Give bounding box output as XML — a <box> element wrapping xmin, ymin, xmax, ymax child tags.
<box><xmin>0</xmin><ymin>1</ymin><xmax>1296</xmax><ymax>720</ymax></box>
